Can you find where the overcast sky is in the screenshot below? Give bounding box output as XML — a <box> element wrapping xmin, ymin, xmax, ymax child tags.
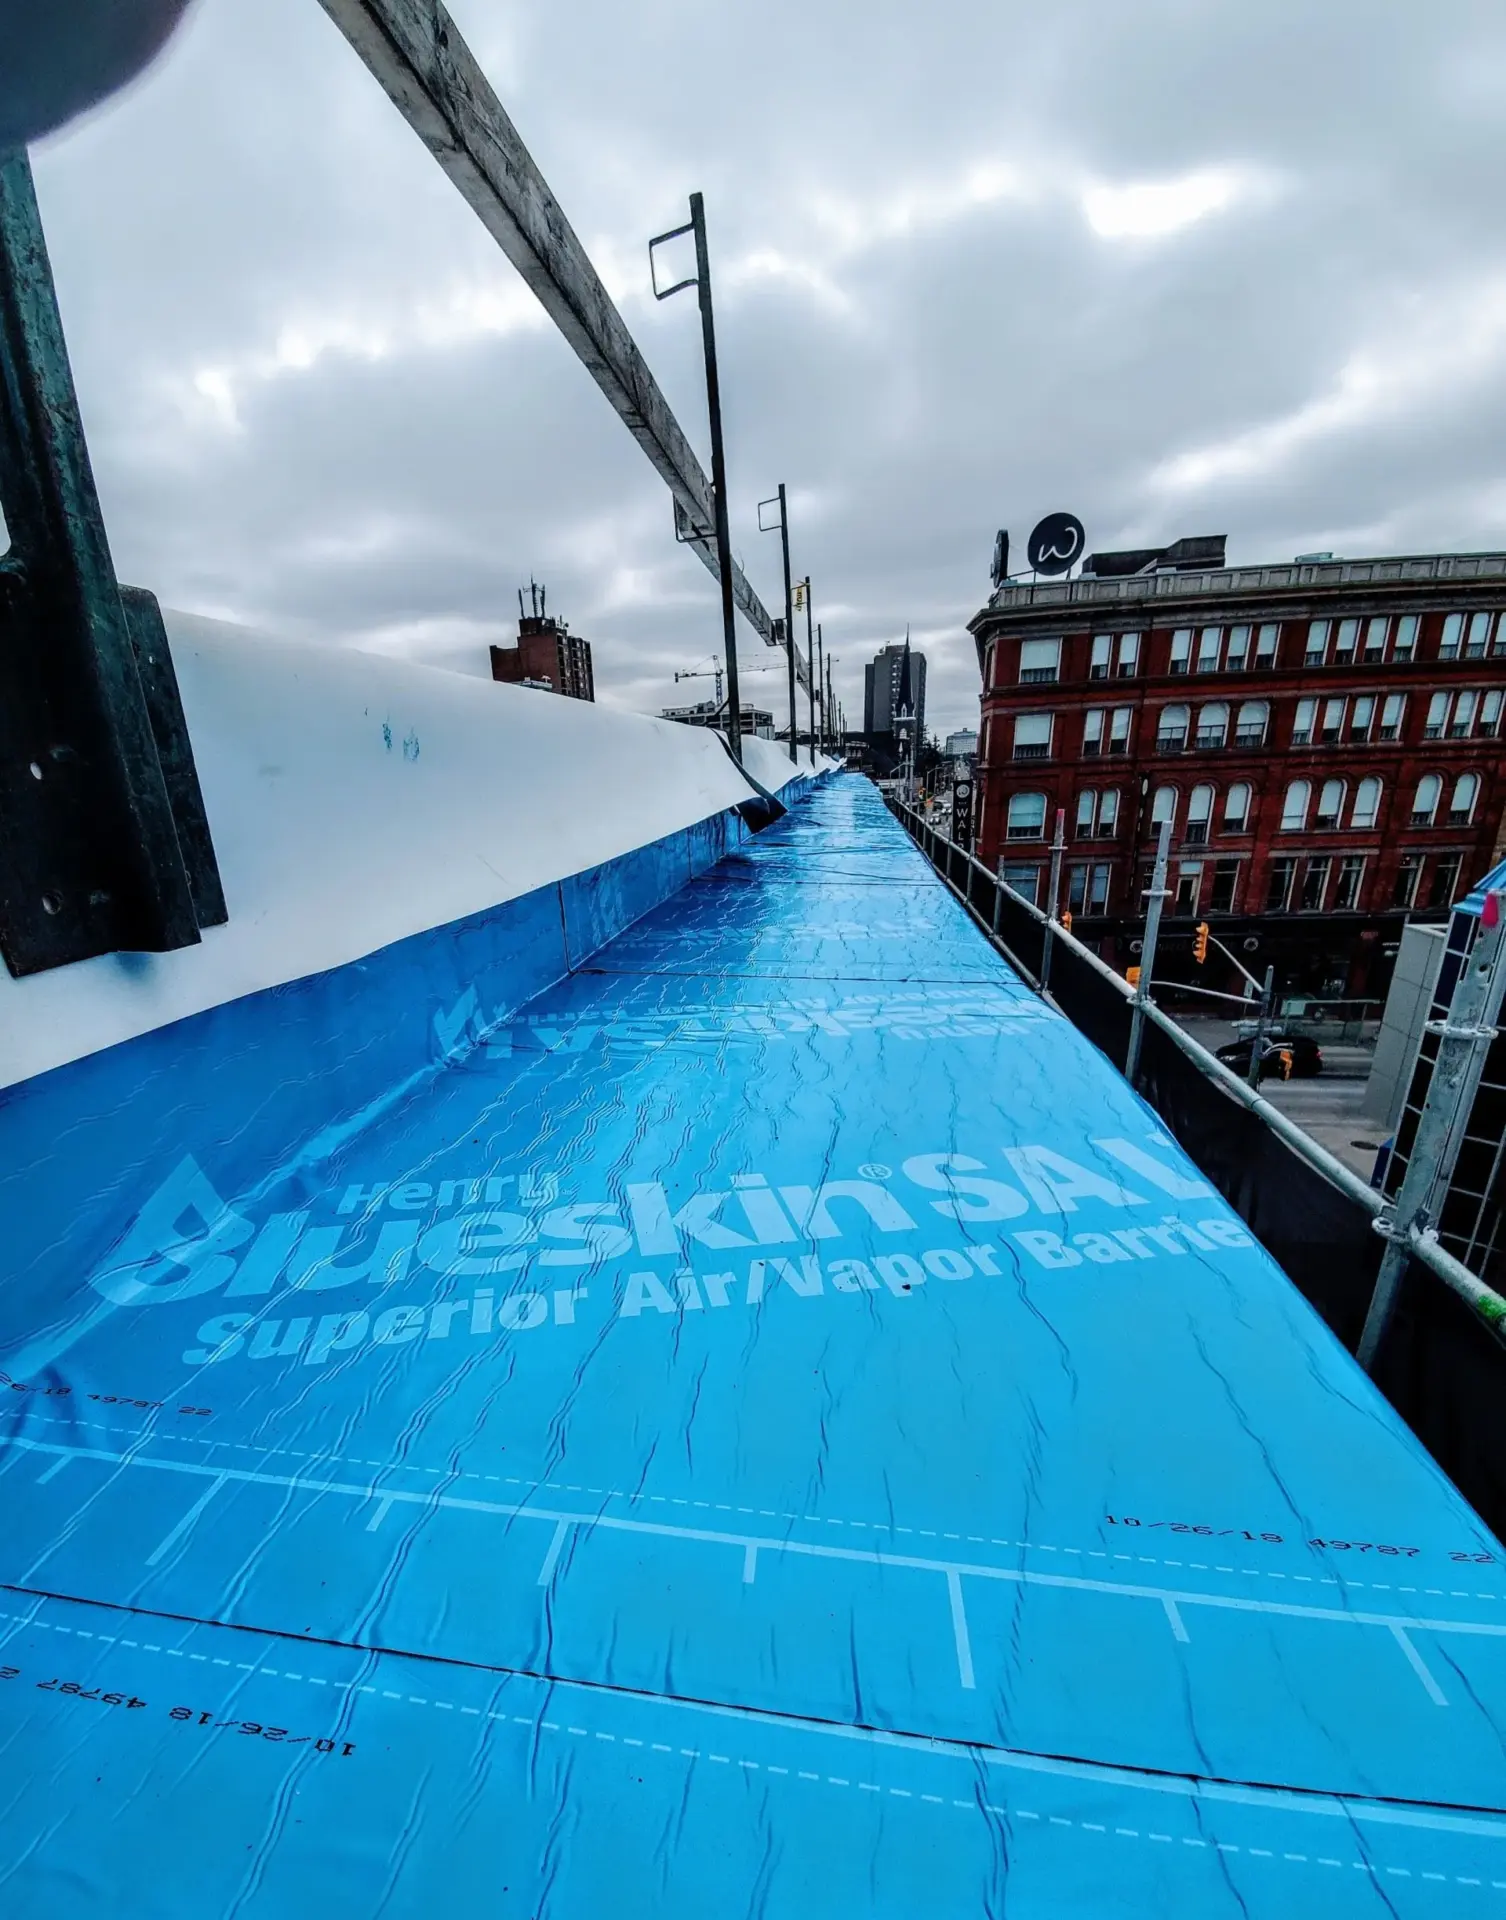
<box><xmin>24</xmin><ymin>0</ymin><xmax>1506</xmax><ymax>738</ymax></box>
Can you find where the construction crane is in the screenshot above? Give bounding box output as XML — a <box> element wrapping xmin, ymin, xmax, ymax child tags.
<box><xmin>673</xmin><ymin>658</ymin><xmax>778</xmax><ymax>708</ymax></box>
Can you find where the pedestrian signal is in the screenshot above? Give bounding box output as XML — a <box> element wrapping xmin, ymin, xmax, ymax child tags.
<box><xmin>1126</xmin><ymin>965</ymin><xmax>1141</xmax><ymax>989</ymax></box>
<box><xmin>1193</xmin><ymin>921</ymin><xmax>1210</xmax><ymax>964</ymax></box>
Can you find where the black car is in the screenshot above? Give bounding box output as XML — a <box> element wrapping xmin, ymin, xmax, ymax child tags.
<box><xmin>1214</xmin><ymin>1032</ymin><xmax>1324</xmax><ymax>1080</ymax></box>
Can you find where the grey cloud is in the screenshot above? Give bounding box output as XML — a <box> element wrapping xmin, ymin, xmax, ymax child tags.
<box><xmin>20</xmin><ymin>0</ymin><xmax>1506</xmax><ymax>739</ymax></box>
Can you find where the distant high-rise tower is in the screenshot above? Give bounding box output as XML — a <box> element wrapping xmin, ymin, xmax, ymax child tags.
<box><xmin>863</xmin><ymin>637</ymin><xmax>927</xmax><ymax>744</ymax></box>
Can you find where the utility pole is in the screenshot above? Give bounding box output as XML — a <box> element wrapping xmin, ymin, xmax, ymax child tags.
<box><xmin>758</xmin><ymin>486</ymin><xmax>798</xmax><ymax>762</ymax></box>
<box><xmin>649</xmin><ymin>193</ymin><xmax>741</xmax><ymax>759</ymax></box>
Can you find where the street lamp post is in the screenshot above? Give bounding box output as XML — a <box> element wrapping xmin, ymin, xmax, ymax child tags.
<box><xmin>649</xmin><ymin>192</ymin><xmax>742</xmax><ymax>760</ymax></box>
<box><xmin>758</xmin><ymin>486</ymin><xmax>798</xmax><ymax>763</ymax></box>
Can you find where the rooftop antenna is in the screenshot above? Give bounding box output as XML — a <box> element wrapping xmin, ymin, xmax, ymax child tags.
<box><xmin>541</xmin><ymin>583</ymin><xmax>547</xmax><ymax>620</ymax></box>
<box><xmin>517</xmin><ymin>588</ymin><xmax>526</xmax><ymax>620</ymax></box>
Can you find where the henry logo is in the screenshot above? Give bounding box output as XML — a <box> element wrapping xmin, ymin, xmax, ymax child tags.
<box><xmin>92</xmin><ymin>1157</ymin><xmax>256</xmax><ymax>1306</ymax></box>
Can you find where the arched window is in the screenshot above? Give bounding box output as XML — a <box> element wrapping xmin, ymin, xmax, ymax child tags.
<box><xmin>1351</xmin><ymin>776</ymin><xmax>1382</xmax><ymax>829</ymax></box>
<box><xmin>1186</xmin><ymin>784</ymin><xmax>1215</xmax><ymax>844</ymax></box>
<box><xmin>1076</xmin><ymin>789</ymin><xmax>1119</xmax><ymax>838</ymax></box>
<box><xmin>1235</xmin><ymin>700</ymin><xmax>1268</xmax><ymax>746</ymax></box>
<box><xmin>1281</xmin><ymin>780</ymin><xmax>1310</xmax><ymax>831</ymax></box>
<box><xmin>1194</xmin><ymin>703</ymin><xmax>1229</xmax><ymax>748</ymax></box>
<box><xmin>1007</xmin><ymin>791</ymin><xmax>1047</xmax><ymax>840</ymax></box>
<box><xmin>1223</xmin><ymin>782</ymin><xmax>1251</xmax><ymax>829</ymax></box>
<box><xmin>1315</xmin><ymin>779</ymin><xmax>1346</xmax><ymax>829</ymax></box>
<box><xmin>1151</xmin><ymin>785</ymin><xmax>1177</xmax><ymax>828</ymax></box>
<box><xmin>1157</xmin><ymin>704</ymin><xmax>1189</xmax><ymax>751</ymax></box>
<box><xmin>1450</xmin><ymin>772</ymin><xmax>1481</xmax><ymax>825</ymax></box>
<box><xmin>1411</xmin><ymin>774</ymin><xmax>1442</xmax><ymax>826</ymax></box>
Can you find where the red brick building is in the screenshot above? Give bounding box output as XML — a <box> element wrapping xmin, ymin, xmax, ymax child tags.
<box><xmin>970</xmin><ymin>545</ymin><xmax>1506</xmax><ymax>997</ymax></box>
<box><xmin>490</xmin><ymin>613</ymin><xmax>595</xmax><ymax>702</ymax></box>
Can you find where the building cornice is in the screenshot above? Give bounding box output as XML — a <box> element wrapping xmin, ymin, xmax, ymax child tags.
<box><xmin>969</xmin><ymin>551</ymin><xmax>1506</xmax><ymax>640</ymax></box>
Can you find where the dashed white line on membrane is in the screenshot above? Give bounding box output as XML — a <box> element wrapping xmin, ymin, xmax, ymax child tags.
<box><xmin>19</xmin><ymin>1415</ymin><xmax>1503</xmax><ymax>1603</ymax></box>
<box><xmin>3</xmin><ymin>1433</ymin><xmax>1499</xmax><ymax>1706</ymax></box>
<box><xmin>1</xmin><ymin>1596</ymin><xmax>1503</xmax><ymax>1880</ymax></box>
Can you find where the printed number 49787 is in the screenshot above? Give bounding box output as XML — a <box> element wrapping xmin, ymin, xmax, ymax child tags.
<box><xmin>36</xmin><ymin>1679</ymin><xmax>145</xmax><ymax>1705</ymax></box>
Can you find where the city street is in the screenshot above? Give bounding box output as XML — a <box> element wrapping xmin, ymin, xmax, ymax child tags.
<box><xmin>1174</xmin><ymin>1015</ymin><xmax>1384</xmax><ymax>1182</ymax></box>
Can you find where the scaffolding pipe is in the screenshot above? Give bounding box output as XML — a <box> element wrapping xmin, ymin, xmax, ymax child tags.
<box><xmin>1040</xmin><ymin>809</ymin><xmax>1065</xmax><ymax>993</ymax></box>
<box><xmin>1125</xmin><ymin>819</ymin><xmax>1171</xmax><ymax>1089</ymax></box>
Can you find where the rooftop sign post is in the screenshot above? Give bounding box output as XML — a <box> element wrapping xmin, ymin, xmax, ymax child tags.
<box><xmin>319</xmin><ymin>0</ymin><xmax>789</xmax><ymax>692</ymax></box>
<box><xmin>758</xmin><ymin>487</ymin><xmax>798</xmax><ymax>763</ymax></box>
<box><xmin>795</xmin><ymin>578</ymin><xmax>816</xmax><ymax>767</ymax></box>
<box><xmin>649</xmin><ymin>194</ymin><xmax>742</xmax><ymax>762</ymax></box>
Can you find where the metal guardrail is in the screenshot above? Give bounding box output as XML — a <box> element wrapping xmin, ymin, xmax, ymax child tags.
<box><xmin>1273</xmin><ymin>999</ymin><xmax>1384</xmax><ymax>1047</ymax></box>
<box><xmin>891</xmin><ymin>799</ymin><xmax>1506</xmax><ymax>1348</ymax></box>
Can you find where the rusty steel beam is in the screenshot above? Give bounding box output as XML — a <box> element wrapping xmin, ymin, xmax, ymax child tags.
<box><xmin>316</xmin><ymin>0</ymin><xmax>802</xmax><ymax>682</ymax></box>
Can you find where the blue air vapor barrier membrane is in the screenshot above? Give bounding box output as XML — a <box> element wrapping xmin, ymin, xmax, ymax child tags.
<box><xmin>1</xmin><ymin>775</ymin><xmax>1505</xmax><ymax>1917</ymax></box>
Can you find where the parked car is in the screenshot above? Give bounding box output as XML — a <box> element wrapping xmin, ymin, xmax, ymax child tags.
<box><xmin>1215</xmin><ymin>1032</ymin><xmax>1324</xmax><ymax>1080</ymax></box>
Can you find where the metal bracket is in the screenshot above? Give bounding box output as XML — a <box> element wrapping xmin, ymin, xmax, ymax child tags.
<box><xmin>0</xmin><ymin>147</ymin><xmax>224</xmax><ymax>977</ymax></box>
<box><xmin>672</xmin><ymin>497</ymin><xmax>714</xmax><ymax>547</ymax></box>
<box><xmin>1370</xmin><ymin>1208</ymin><xmax>1402</xmax><ymax>1243</ymax></box>
<box><xmin>1423</xmin><ymin>1018</ymin><xmax>1499</xmax><ymax>1046</ymax></box>
<box><xmin>647</xmin><ymin>218</ymin><xmax>698</xmax><ymax>301</ymax></box>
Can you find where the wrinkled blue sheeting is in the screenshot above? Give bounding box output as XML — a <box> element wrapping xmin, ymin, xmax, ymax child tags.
<box><xmin>1</xmin><ymin>776</ymin><xmax>1505</xmax><ymax>1917</ymax></box>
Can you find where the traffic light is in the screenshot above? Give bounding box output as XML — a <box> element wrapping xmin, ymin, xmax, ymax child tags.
<box><xmin>1278</xmin><ymin>1047</ymin><xmax>1294</xmax><ymax>1080</ymax></box>
<box><xmin>1125</xmin><ymin>965</ymin><xmax>1141</xmax><ymax>989</ymax></box>
<box><xmin>1060</xmin><ymin>909</ymin><xmax>1072</xmax><ymax>933</ymax></box>
<box><xmin>1193</xmin><ymin>921</ymin><xmax>1210</xmax><ymax>964</ymax></box>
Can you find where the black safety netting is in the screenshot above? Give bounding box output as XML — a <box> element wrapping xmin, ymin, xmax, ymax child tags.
<box><xmin>897</xmin><ymin>801</ymin><xmax>1506</xmax><ymax>1538</ymax></box>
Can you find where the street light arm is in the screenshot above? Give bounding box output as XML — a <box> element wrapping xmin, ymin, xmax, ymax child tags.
<box><xmin>1205</xmin><ymin>930</ymin><xmax>1264</xmax><ymax>994</ymax></box>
